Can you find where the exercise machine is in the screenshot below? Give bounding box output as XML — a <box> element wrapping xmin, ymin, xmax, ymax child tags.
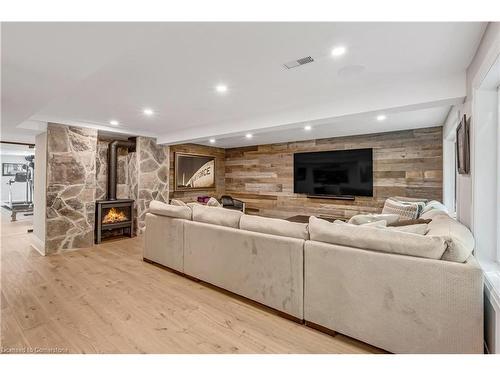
<box><xmin>4</xmin><ymin>155</ymin><xmax>34</xmax><ymax>221</ymax></box>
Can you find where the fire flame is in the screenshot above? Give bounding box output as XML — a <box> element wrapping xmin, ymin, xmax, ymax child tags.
<box><xmin>102</xmin><ymin>207</ymin><xmax>128</xmax><ymax>224</ymax></box>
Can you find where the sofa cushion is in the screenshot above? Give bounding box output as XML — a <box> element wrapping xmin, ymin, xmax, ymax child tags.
<box><xmin>348</xmin><ymin>213</ymin><xmax>400</xmax><ymax>225</ymax></box>
<box><xmin>308</xmin><ymin>216</ymin><xmax>447</xmax><ymax>259</ymax></box>
<box><xmin>420</xmin><ymin>208</ymin><xmax>450</xmax><ymax>220</ymax></box>
<box><xmin>388</xmin><ymin>223</ymin><xmax>428</xmax><ymax>235</ymax></box>
<box><xmin>240</xmin><ymin>214</ymin><xmax>309</xmax><ymax>240</ymax></box>
<box><xmin>192</xmin><ymin>204</ymin><xmax>243</xmax><ymax>228</ymax></box>
<box><xmin>382</xmin><ymin>198</ymin><xmax>420</xmax><ymax>220</ymax></box>
<box><xmin>170</xmin><ymin>199</ymin><xmax>188</xmax><ymax>206</ymax></box>
<box><xmin>426</xmin><ymin>215</ymin><xmax>475</xmax><ymax>263</ymax></box>
<box><xmin>360</xmin><ymin>220</ymin><xmax>388</xmax><ymax>227</ymax></box>
<box><xmin>149</xmin><ymin>200</ymin><xmax>192</xmax><ymax>220</ymax></box>
<box><xmin>187</xmin><ymin>202</ymin><xmax>202</xmax><ymax>209</ymax></box>
<box><xmin>345</xmin><ymin>219</ymin><xmax>428</xmax><ymax>234</ymax></box>
<box><xmin>388</xmin><ymin>218</ymin><xmax>432</xmax><ymax>227</ymax></box>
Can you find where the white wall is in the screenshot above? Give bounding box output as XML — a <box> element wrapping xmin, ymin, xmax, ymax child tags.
<box><xmin>467</xmin><ymin>23</ymin><xmax>500</xmax><ymax>99</ymax></box>
<box><xmin>444</xmin><ymin>23</ymin><xmax>500</xmax><ymax>230</ymax></box>
<box><xmin>32</xmin><ymin>132</ymin><xmax>47</xmax><ymax>255</ymax></box>
<box><xmin>443</xmin><ymin>103</ymin><xmax>473</xmax><ymax>227</ymax></box>
<box><xmin>447</xmin><ymin>23</ymin><xmax>500</xmax><ymax>228</ymax></box>
<box><xmin>442</xmin><ymin>21</ymin><xmax>500</xmax><ymax>354</ymax></box>
<box><xmin>442</xmin><ymin>106</ymin><xmax>458</xmax><ymax>213</ymax></box>
<box><xmin>469</xmin><ymin>22</ymin><xmax>500</xmax><ymax>355</ymax></box>
<box><xmin>472</xmin><ymin>89</ymin><xmax>498</xmax><ymax>262</ymax></box>
<box><xmin>0</xmin><ymin>154</ymin><xmax>33</xmax><ymax>204</ymax></box>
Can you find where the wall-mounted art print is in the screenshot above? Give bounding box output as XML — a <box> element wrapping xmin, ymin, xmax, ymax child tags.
<box><xmin>174</xmin><ymin>153</ymin><xmax>216</xmax><ymax>191</ymax></box>
<box><xmin>2</xmin><ymin>163</ymin><xmax>25</xmax><ymax>176</ymax></box>
<box><xmin>456</xmin><ymin>114</ymin><xmax>470</xmax><ymax>175</ymax></box>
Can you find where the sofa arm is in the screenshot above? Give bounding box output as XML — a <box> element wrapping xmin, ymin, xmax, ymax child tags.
<box><xmin>144</xmin><ymin>213</ymin><xmax>185</xmax><ymax>272</ymax></box>
<box><xmin>304</xmin><ymin>241</ymin><xmax>484</xmax><ymax>353</ymax></box>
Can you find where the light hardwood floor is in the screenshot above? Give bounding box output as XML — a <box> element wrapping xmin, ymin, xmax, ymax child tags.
<box><xmin>0</xmin><ymin>213</ymin><xmax>385</xmax><ymax>354</ymax></box>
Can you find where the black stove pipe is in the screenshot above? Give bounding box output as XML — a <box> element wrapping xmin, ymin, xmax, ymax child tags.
<box><xmin>107</xmin><ymin>139</ymin><xmax>136</xmax><ymax>200</ymax></box>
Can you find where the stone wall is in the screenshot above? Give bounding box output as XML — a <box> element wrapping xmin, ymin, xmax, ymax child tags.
<box><xmin>96</xmin><ymin>140</ymin><xmax>129</xmax><ymax>200</ymax></box>
<box><xmin>44</xmin><ymin>126</ymin><xmax>170</xmax><ymax>248</ymax></box>
<box><xmin>127</xmin><ymin>148</ymin><xmax>139</xmax><ymax>234</ymax></box>
<box><xmin>134</xmin><ymin>137</ymin><xmax>169</xmax><ymax>233</ymax></box>
<box><xmin>45</xmin><ymin>124</ymin><xmax>97</xmax><ymax>253</ymax></box>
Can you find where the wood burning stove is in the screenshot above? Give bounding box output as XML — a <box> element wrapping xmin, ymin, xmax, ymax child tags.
<box><xmin>95</xmin><ymin>199</ymin><xmax>134</xmax><ymax>243</ymax></box>
<box><xmin>95</xmin><ymin>138</ymin><xmax>136</xmax><ymax>244</ymax></box>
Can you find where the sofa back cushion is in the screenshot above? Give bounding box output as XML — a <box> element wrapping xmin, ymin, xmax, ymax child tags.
<box><xmin>240</xmin><ymin>214</ymin><xmax>309</xmax><ymax>240</ymax></box>
<box><xmin>192</xmin><ymin>204</ymin><xmax>243</xmax><ymax>228</ymax></box>
<box><xmin>420</xmin><ymin>208</ymin><xmax>449</xmax><ymax>220</ymax></box>
<box><xmin>426</xmin><ymin>214</ymin><xmax>475</xmax><ymax>263</ymax></box>
<box><xmin>308</xmin><ymin>216</ymin><xmax>447</xmax><ymax>260</ymax></box>
<box><xmin>149</xmin><ymin>200</ymin><xmax>192</xmax><ymax>220</ymax></box>
<box><xmin>170</xmin><ymin>199</ymin><xmax>188</xmax><ymax>207</ymax></box>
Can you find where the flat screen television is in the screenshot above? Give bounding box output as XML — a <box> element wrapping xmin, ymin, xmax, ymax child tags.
<box><xmin>293</xmin><ymin>148</ymin><xmax>373</xmax><ymax>197</ymax></box>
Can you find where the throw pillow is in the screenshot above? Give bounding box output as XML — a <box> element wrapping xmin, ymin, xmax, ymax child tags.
<box><xmin>390</xmin><ymin>196</ymin><xmax>427</xmax><ymax>216</ymax></box>
<box><xmin>348</xmin><ymin>213</ymin><xmax>400</xmax><ymax>225</ymax></box>
<box><xmin>206</xmin><ymin>197</ymin><xmax>222</xmax><ymax>207</ymax></box>
<box><xmin>382</xmin><ymin>198</ymin><xmax>420</xmax><ymax>221</ymax></box>
<box><xmin>421</xmin><ymin>200</ymin><xmax>449</xmax><ymax>215</ymax></box>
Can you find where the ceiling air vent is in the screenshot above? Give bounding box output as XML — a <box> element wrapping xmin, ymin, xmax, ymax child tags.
<box><xmin>283</xmin><ymin>56</ymin><xmax>314</xmax><ymax>69</ymax></box>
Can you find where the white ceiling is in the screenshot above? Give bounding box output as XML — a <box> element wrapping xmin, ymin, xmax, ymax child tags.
<box><xmin>201</xmin><ymin>105</ymin><xmax>452</xmax><ymax>148</ymax></box>
<box><xmin>0</xmin><ymin>143</ymin><xmax>35</xmax><ymax>157</ymax></box>
<box><xmin>1</xmin><ymin>22</ymin><xmax>486</xmax><ymax>147</ymax></box>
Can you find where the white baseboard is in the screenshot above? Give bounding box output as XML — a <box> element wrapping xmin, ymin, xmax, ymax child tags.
<box><xmin>30</xmin><ymin>236</ymin><xmax>46</xmax><ymax>256</ymax></box>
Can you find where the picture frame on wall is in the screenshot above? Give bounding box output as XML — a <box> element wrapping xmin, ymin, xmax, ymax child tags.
<box><xmin>456</xmin><ymin>114</ymin><xmax>470</xmax><ymax>175</ymax></box>
<box><xmin>174</xmin><ymin>153</ymin><xmax>216</xmax><ymax>191</ymax></box>
<box><xmin>2</xmin><ymin>162</ymin><xmax>25</xmax><ymax>176</ymax></box>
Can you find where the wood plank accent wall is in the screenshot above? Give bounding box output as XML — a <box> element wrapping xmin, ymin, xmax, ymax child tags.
<box><xmin>169</xmin><ymin>143</ymin><xmax>226</xmax><ymax>202</ymax></box>
<box><xmin>224</xmin><ymin>126</ymin><xmax>443</xmax><ymax>219</ymax></box>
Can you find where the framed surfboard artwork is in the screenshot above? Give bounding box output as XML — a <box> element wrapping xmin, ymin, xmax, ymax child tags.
<box><xmin>174</xmin><ymin>153</ymin><xmax>216</xmax><ymax>191</ymax></box>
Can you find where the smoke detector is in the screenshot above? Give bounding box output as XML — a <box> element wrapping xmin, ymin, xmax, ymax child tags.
<box><xmin>283</xmin><ymin>56</ymin><xmax>314</xmax><ymax>69</ymax></box>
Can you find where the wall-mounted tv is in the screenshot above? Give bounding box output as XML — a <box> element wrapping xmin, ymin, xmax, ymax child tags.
<box><xmin>293</xmin><ymin>148</ymin><xmax>373</xmax><ymax>198</ymax></box>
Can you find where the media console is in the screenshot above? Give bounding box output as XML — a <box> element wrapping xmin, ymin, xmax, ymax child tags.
<box><xmin>306</xmin><ymin>195</ymin><xmax>355</xmax><ymax>200</ymax></box>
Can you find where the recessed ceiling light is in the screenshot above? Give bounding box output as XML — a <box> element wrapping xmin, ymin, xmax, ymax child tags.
<box><xmin>109</xmin><ymin>120</ymin><xmax>119</xmax><ymax>126</ymax></box>
<box><xmin>215</xmin><ymin>84</ymin><xmax>228</xmax><ymax>94</ymax></box>
<box><xmin>331</xmin><ymin>46</ymin><xmax>347</xmax><ymax>57</ymax></box>
<box><xmin>376</xmin><ymin>114</ymin><xmax>387</xmax><ymax>121</ymax></box>
<box><xmin>143</xmin><ymin>108</ymin><xmax>154</xmax><ymax>116</ymax></box>
<box><xmin>304</xmin><ymin>125</ymin><xmax>312</xmax><ymax>131</ymax></box>
<box><xmin>245</xmin><ymin>133</ymin><xmax>253</xmax><ymax>139</ymax></box>
<box><xmin>209</xmin><ymin>138</ymin><xmax>216</xmax><ymax>144</ymax></box>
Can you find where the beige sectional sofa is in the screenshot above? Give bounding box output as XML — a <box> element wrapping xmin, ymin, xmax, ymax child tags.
<box><xmin>144</xmin><ymin>200</ymin><xmax>484</xmax><ymax>353</ymax></box>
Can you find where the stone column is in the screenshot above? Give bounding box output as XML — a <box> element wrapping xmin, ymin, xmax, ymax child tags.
<box><xmin>45</xmin><ymin>124</ymin><xmax>97</xmax><ymax>252</ymax></box>
<box><xmin>134</xmin><ymin>137</ymin><xmax>169</xmax><ymax>233</ymax></box>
